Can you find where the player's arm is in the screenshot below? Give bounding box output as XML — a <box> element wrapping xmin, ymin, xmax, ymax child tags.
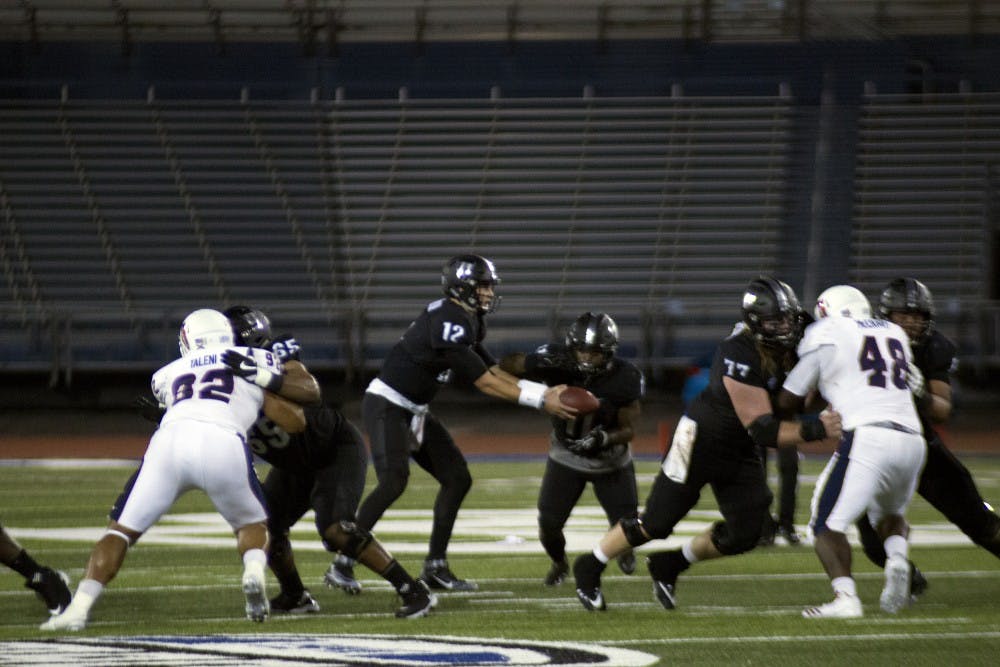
<box><xmin>277</xmin><ymin>359</ymin><xmax>322</xmax><ymax>406</ymax></box>
<box><xmin>263</xmin><ymin>392</ymin><xmax>306</xmax><ymax>433</ymax></box>
<box><xmin>604</xmin><ymin>399</ymin><xmax>640</xmax><ymax>447</ymax></box>
<box><xmin>726</xmin><ymin>375</ymin><xmax>840</xmax><ymax>449</ymax></box>
<box><xmin>922</xmin><ymin>378</ymin><xmax>952</xmax><ymax>423</ymax></box>
<box><xmin>473</xmin><ymin>367</ymin><xmax>576</xmax><ymax>420</ymax></box>
<box><xmin>498</xmin><ymin>352</ymin><xmax>527</xmax><ymax>376</ymax></box>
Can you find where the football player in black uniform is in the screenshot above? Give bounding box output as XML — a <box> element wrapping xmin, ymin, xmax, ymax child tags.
<box><xmin>224</xmin><ymin>306</ymin><xmax>435</xmax><ymax>619</ymax></box>
<box><xmin>1</xmin><ymin>524</ymin><xmax>72</xmax><ymax>617</ymax></box>
<box><xmin>356</xmin><ymin>254</ymin><xmax>577</xmax><ymax>591</ymax></box>
<box><xmin>573</xmin><ymin>277</ymin><xmax>843</xmax><ymax>611</ymax></box>
<box><xmin>500</xmin><ymin>312</ymin><xmax>645</xmax><ymax>586</ymax></box>
<box><xmin>854</xmin><ymin>278</ymin><xmax>1000</xmax><ymax>594</ymax></box>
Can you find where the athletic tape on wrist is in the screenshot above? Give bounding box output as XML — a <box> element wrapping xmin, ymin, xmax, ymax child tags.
<box><xmin>517</xmin><ymin>379</ymin><xmax>547</xmax><ymax>409</ymax></box>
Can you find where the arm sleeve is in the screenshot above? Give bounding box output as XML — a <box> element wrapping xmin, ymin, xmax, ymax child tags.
<box><xmin>473</xmin><ymin>342</ymin><xmax>497</xmax><ymax>368</ymax></box>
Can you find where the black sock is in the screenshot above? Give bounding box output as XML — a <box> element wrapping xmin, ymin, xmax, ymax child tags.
<box><xmin>381</xmin><ymin>560</ymin><xmax>415</xmax><ymax>592</ymax></box>
<box><xmin>10</xmin><ymin>549</ymin><xmax>41</xmax><ymax>580</ymax></box>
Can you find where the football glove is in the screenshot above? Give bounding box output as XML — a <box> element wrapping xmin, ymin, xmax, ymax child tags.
<box><xmin>566</xmin><ymin>426</ymin><xmax>609</xmax><ymax>455</ymax></box>
<box><xmin>222</xmin><ymin>349</ymin><xmax>284</xmax><ymax>392</ymax></box>
<box><xmin>134</xmin><ymin>395</ymin><xmax>165</xmax><ymax>424</ymax></box>
<box><xmin>906</xmin><ymin>364</ymin><xmax>927</xmax><ymax>400</ymax></box>
<box><xmin>534</xmin><ymin>349</ymin><xmax>576</xmax><ymax>372</ymax></box>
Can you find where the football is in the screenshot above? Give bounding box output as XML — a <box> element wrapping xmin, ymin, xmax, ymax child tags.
<box><xmin>559</xmin><ymin>386</ymin><xmax>600</xmax><ymax>415</ymax></box>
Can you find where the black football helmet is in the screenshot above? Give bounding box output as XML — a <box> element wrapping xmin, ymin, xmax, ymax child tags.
<box><xmin>565</xmin><ymin>311</ymin><xmax>619</xmax><ymax>375</ymax></box>
<box><xmin>741</xmin><ymin>276</ymin><xmax>804</xmax><ymax>349</ymax></box>
<box><xmin>441</xmin><ymin>254</ymin><xmax>500</xmax><ymax>313</ymax></box>
<box><xmin>223</xmin><ymin>305</ymin><xmax>273</xmax><ymax>348</ymax></box>
<box><xmin>877</xmin><ymin>277</ymin><xmax>935</xmax><ymax>343</ymax></box>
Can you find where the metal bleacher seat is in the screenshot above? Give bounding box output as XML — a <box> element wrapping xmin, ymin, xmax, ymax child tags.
<box><xmin>851</xmin><ymin>91</ymin><xmax>1000</xmax><ymax>363</ymax></box>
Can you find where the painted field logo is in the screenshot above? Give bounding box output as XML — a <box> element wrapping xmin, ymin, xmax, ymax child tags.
<box><xmin>4</xmin><ymin>633</ymin><xmax>658</xmax><ymax>666</ymax></box>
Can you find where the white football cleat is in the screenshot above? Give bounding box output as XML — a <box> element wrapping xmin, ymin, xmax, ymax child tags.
<box><xmin>802</xmin><ymin>591</ymin><xmax>863</xmax><ymax>619</ymax></box>
<box><xmin>39</xmin><ymin>605</ymin><xmax>88</xmax><ymax>632</ymax></box>
<box><xmin>242</xmin><ymin>561</ymin><xmax>269</xmax><ymax>623</ymax></box>
<box><xmin>880</xmin><ymin>554</ymin><xmax>912</xmax><ymax>614</ymax></box>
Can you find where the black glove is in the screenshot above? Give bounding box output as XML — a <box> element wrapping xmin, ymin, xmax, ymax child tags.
<box><xmin>222</xmin><ymin>349</ymin><xmax>283</xmax><ymax>392</ymax></box>
<box><xmin>134</xmin><ymin>395</ymin><xmax>165</xmax><ymax>424</ymax></box>
<box><xmin>533</xmin><ymin>348</ymin><xmax>576</xmax><ymax>372</ymax></box>
<box><xmin>566</xmin><ymin>427</ymin><xmax>609</xmax><ymax>455</ymax></box>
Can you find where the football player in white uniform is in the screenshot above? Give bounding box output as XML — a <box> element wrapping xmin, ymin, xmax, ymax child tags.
<box><xmin>779</xmin><ymin>286</ymin><xmax>926</xmax><ymax>619</ymax></box>
<box><xmin>41</xmin><ymin>309</ymin><xmax>286</xmax><ymax>631</ymax></box>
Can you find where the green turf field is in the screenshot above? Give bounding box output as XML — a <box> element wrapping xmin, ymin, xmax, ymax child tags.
<box><xmin>1</xmin><ymin>456</ymin><xmax>999</xmax><ymax>665</ymax></box>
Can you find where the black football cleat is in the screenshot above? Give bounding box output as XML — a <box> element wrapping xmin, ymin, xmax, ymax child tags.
<box><xmin>910</xmin><ymin>562</ymin><xmax>928</xmax><ymax>598</ymax></box>
<box><xmin>572</xmin><ymin>553</ymin><xmax>608</xmax><ymax>611</ymax></box>
<box><xmin>420</xmin><ymin>559</ymin><xmax>478</xmax><ymax>591</ymax></box>
<box><xmin>646</xmin><ymin>550</ymin><xmax>686</xmax><ymax>611</ymax></box>
<box><xmin>544</xmin><ymin>558</ymin><xmax>569</xmax><ymax>586</ymax></box>
<box><xmin>776</xmin><ymin>522</ymin><xmax>802</xmax><ymax>546</ymax></box>
<box><xmin>396</xmin><ymin>581</ymin><xmax>436</xmax><ymax>619</ymax></box>
<box><xmin>616</xmin><ymin>551</ymin><xmax>637</xmax><ymax>575</ymax></box>
<box><xmin>269</xmin><ymin>589</ymin><xmax>320</xmax><ymax>614</ymax></box>
<box><xmin>575</xmin><ymin>587</ymin><xmax>607</xmax><ymax>611</ymax></box>
<box><xmin>26</xmin><ymin>567</ymin><xmax>72</xmax><ymax>615</ymax></box>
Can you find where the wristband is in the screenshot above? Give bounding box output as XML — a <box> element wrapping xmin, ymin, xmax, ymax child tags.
<box><xmin>517</xmin><ymin>379</ymin><xmax>547</xmax><ymax>409</ymax></box>
<box><xmin>255</xmin><ymin>368</ymin><xmax>284</xmax><ymax>393</ymax></box>
<box><xmin>799</xmin><ymin>419</ymin><xmax>827</xmax><ymax>442</ymax></box>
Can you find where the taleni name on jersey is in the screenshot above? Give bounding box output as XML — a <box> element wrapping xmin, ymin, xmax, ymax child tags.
<box><xmin>189</xmin><ymin>353</ymin><xmax>218</xmax><ymax>367</ymax></box>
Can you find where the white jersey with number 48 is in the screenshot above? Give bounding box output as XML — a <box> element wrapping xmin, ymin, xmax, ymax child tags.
<box><xmin>791</xmin><ymin>317</ymin><xmax>922</xmax><ymax>433</ymax></box>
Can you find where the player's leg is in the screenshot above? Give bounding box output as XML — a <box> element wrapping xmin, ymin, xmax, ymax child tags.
<box><xmin>200</xmin><ymin>428</ymin><xmax>271</xmax><ymax>623</ymax></box>
<box><xmin>322</xmin><ymin>419</ymin><xmax>369</xmax><ymax>595</ymax></box>
<box><xmin>537</xmin><ymin>459</ymin><xmax>587</xmax><ymax>585</ymax></box>
<box><xmin>262</xmin><ymin>468</ymin><xmax>319</xmax><ymax>613</ymax></box>
<box><xmin>322</xmin><ymin>519</ymin><xmax>435</xmax><ymax>618</ymax></box>
<box><xmin>1</xmin><ymin>523</ymin><xmax>72</xmax><ymax>616</ymax></box>
<box><xmin>591</xmin><ymin>461</ymin><xmax>640</xmax><ymax>575</ymax></box>
<box><xmin>412</xmin><ymin>415</ymin><xmax>475</xmax><ymax>591</ymax></box>
<box><xmin>918</xmin><ymin>433</ymin><xmax>1000</xmax><ymax>558</ymax></box>
<box><xmin>775</xmin><ymin>444</ymin><xmax>801</xmax><ymax>543</ymax></box>
<box><xmin>356</xmin><ymin>395</ymin><xmax>414</xmax><ymax>532</ymax></box>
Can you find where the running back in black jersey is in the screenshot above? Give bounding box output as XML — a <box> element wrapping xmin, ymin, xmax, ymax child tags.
<box><xmin>687</xmin><ymin>329</ymin><xmax>793</xmax><ymax>453</ymax></box>
<box><xmin>378</xmin><ymin>298</ymin><xmax>496</xmax><ymax>404</ymax></box>
<box><xmin>522</xmin><ymin>342</ymin><xmax>644</xmax><ymax>471</ymax></box>
<box><xmin>246</xmin><ymin>332</ymin><xmax>346</xmax><ymax>473</ymax></box>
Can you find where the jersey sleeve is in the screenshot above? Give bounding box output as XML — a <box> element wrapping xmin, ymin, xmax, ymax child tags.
<box><xmin>783</xmin><ymin>345</ymin><xmax>827</xmax><ymax>397</ymax></box>
<box><xmin>270</xmin><ymin>334</ymin><xmax>303</xmax><ymax>362</ymax></box>
<box><xmin>796</xmin><ymin>319</ymin><xmax>838</xmax><ymax>357</ymax></box>
<box><xmin>922</xmin><ymin>333</ymin><xmax>958</xmax><ymax>383</ymax></box>
<box><xmin>716</xmin><ymin>335</ymin><xmax>769</xmax><ymax>389</ymax></box>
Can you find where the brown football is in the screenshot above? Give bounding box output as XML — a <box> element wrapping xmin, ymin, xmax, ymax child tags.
<box><xmin>559</xmin><ymin>386</ymin><xmax>600</xmax><ymax>415</ymax></box>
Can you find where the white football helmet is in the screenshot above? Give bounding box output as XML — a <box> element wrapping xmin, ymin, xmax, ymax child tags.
<box><xmin>814</xmin><ymin>285</ymin><xmax>871</xmax><ymax>320</ymax></box>
<box><xmin>178</xmin><ymin>308</ymin><xmax>234</xmax><ymax>356</ymax></box>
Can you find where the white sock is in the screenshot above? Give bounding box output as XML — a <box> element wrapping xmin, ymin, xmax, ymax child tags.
<box><xmin>68</xmin><ymin>578</ymin><xmax>104</xmax><ymax>615</ymax></box>
<box><xmin>592</xmin><ymin>546</ymin><xmax>610</xmax><ymax>564</ymax></box>
<box><xmin>831</xmin><ymin>576</ymin><xmax>857</xmax><ymax>597</ymax></box>
<box><xmin>242</xmin><ymin>548</ymin><xmax>267</xmax><ymax>569</ymax></box>
<box><xmin>884</xmin><ymin>535</ymin><xmax>908</xmax><ymax>561</ymax></box>
<box><xmin>681</xmin><ymin>541</ymin><xmax>699</xmax><ymax>565</ymax></box>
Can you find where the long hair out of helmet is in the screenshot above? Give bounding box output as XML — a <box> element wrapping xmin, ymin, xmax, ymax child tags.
<box><xmin>741</xmin><ymin>276</ymin><xmax>804</xmax><ymax>349</ymax></box>
<box><xmin>223</xmin><ymin>305</ymin><xmax>273</xmax><ymax>348</ymax></box>
<box><xmin>441</xmin><ymin>254</ymin><xmax>500</xmax><ymax>313</ymax></box>
<box><xmin>814</xmin><ymin>285</ymin><xmax>872</xmax><ymax>320</ymax></box>
<box><xmin>877</xmin><ymin>277</ymin><xmax>935</xmax><ymax>342</ymax></box>
<box><xmin>565</xmin><ymin>311</ymin><xmax>619</xmax><ymax>375</ymax></box>
<box><xmin>179</xmin><ymin>309</ymin><xmax>235</xmax><ymax>357</ymax></box>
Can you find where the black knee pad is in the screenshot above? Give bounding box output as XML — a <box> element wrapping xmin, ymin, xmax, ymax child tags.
<box><xmin>710</xmin><ymin>520</ymin><xmax>758</xmax><ymax>556</ymax></box>
<box><xmin>621</xmin><ymin>516</ymin><xmax>651</xmax><ymax>547</ymax></box>
<box><xmin>326</xmin><ymin>520</ymin><xmax>374</xmax><ymax>559</ymax></box>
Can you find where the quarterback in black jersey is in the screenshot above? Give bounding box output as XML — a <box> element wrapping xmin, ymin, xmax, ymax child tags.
<box><xmin>356</xmin><ymin>255</ymin><xmax>576</xmax><ymax>592</ymax></box>
<box><xmin>225</xmin><ymin>306</ymin><xmax>435</xmax><ymax>619</ymax></box>
<box><xmin>573</xmin><ymin>277</ymin><xmax>843</xmax><ymax>612</ymax></box>
<box><xmin>501</xmin><ymin>312</ymin><xmax>645</xmax><ymax>586</ymax></box>
<box><xmin>854</xmin><ymin>279</ymin><xmax>1000</xmax><ymax>592</ymax></box>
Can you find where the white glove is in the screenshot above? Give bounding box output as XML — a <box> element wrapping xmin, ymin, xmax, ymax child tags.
<box><xmin>906</xmin><ymin>364</ymin><xmax>926</xmax><ymax>400</ymax></box>
<box><xmin>222</xmin><ymin>349</ymin><xmax>283</xmax><ymax>392</ymax></box>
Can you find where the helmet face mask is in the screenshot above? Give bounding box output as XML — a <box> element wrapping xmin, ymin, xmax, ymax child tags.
<box><xmin>179</xmin><ymin>309</ymin><xmax>235</xmax><ymax>357</ymax></box>
<box><xmin>223</xmin><ymin>305</ymin><xmax>273</xmax><ymax>348</ymax></box>
<box><xmin>878</xmin><ymin>277</ymin><xmax>934</xmax><ymax>343</ymax></box>
<box><xmin>741</xmin><ymin>277</ymin><xmax>804</xmax><ymax>349</ymax></box>
<box><xmin>441</xmin><ymin>254</ymin><xmax>500</xmax><ymax>314</ymax></box>
<box><xmin>566</xmin><ymin>312</ymin><xmax>619</xmax><ymax>375</ymax></box>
